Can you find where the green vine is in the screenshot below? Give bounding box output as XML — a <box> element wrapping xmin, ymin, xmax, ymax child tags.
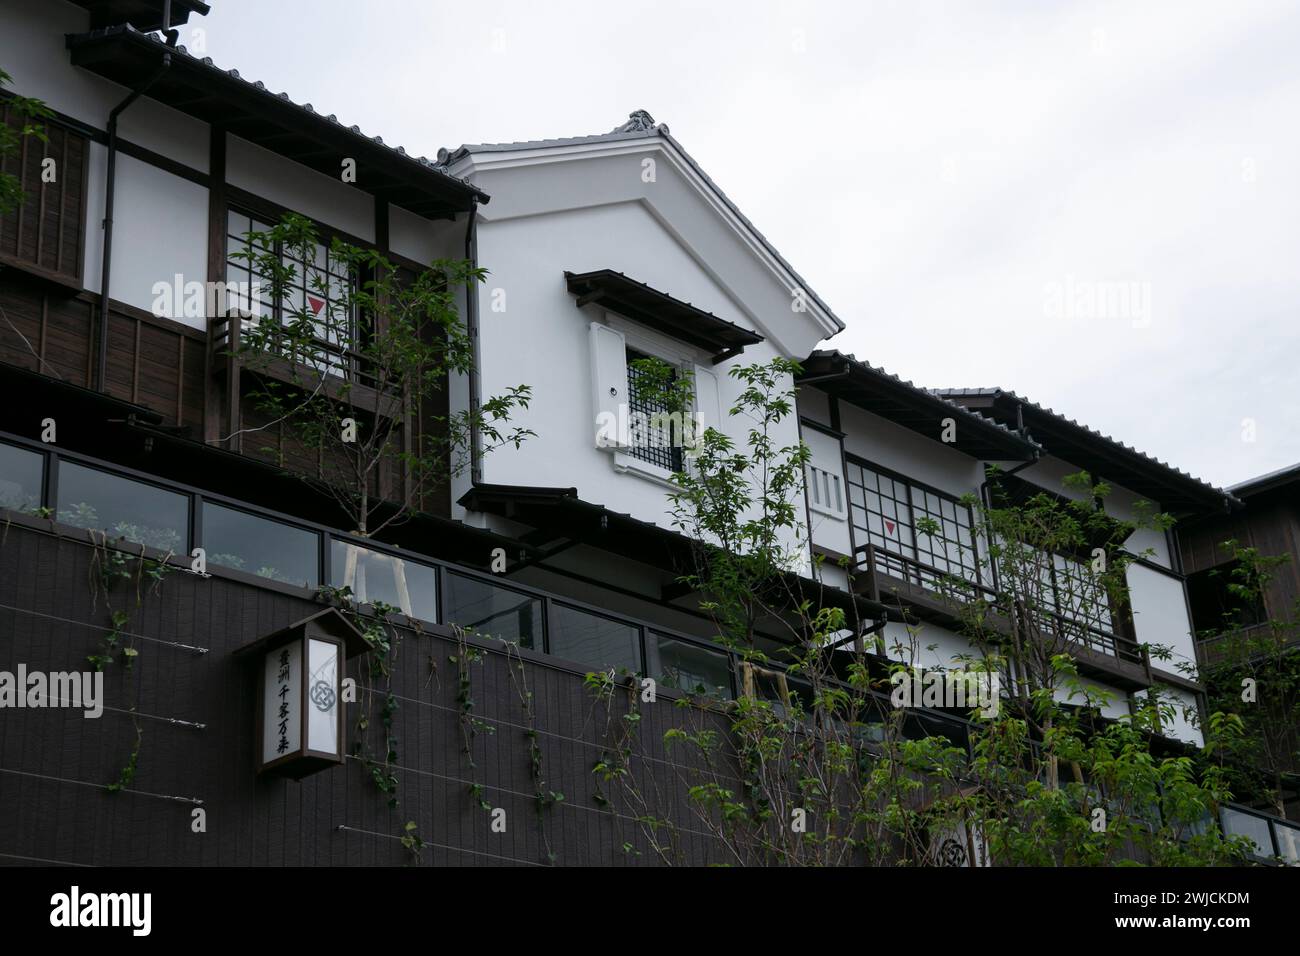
<box><xmin>318</xmin><ymin>584</ymin><xmax>428</xmax><ymax>861</ymax></box>
<box><xmin>86</xmin><ymin>533</ymin><xmax>173</xmax><ymax>795</ymax></box>
<box><xmin>585</xmin><ymin>668</ymin><xmax>679</xmax><ymax>863</ymax></box>
<box><xmin>449</xmin><ymin>628</ymin><xmax>495</xmax><ymax>771</ymax></box>
<box><xmin>502</xmin><ymin>640</ymin><xmax>563</xmax><ymax>863</ymax></box>
<box><xmin>399</xmin><ymin>820</ymin><xmax>426</xmax><ymax>865</ymax></box>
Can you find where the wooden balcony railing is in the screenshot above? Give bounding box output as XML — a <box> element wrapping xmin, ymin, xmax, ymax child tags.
<box><xmin>853</xmin><ymin>543</ymin><xmax>1149</xmax><ymax>670</ymax></box>
<box><xmin>210</xmin><ymin>311</ymin><xmax>402</xmax><ymax>421</ymax></box>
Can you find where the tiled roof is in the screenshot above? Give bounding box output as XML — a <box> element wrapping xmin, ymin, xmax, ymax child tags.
<box><xmin>68</xmin><ymin>24</ymin><xmax>487</xmax><ymax>203</ymax></box>
<box><xmin>932</xmin><ymin>386</ymin><xmax>1236</xmax><ymax>506</ymax></box>
<box><xmin>800</xmin><ymin>350</ymin><xmax>1041</xmax><ymax>459</ymax></box>
<box><xmin>1227</xmin><ymin>461</ymin><xmax>1300</xmax><ymax>497</ymax></box>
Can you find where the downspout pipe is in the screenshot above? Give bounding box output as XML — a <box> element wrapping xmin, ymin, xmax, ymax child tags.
<box><xmin>463</xmin><ymin>200</ymin><xmax>482</xmax><ymax>485</ymax></box>
<box><xmin>96</xmin><ymin>30</ymin><xmax>175</xmax><ymax>391</ymax></box>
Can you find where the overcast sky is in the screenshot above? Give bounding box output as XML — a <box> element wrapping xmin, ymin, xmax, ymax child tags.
<box><xmin>199</xmin><ymin>0</ymin><xmax>1299</xmax><ymax>489</ymax></box>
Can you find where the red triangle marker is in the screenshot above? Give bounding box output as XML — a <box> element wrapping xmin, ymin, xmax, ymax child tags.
<box><xmin>307</xmin><ymin>295</ymin><xmax>326</xmax><ymax>315</ymax></box>
<box><xmin>885</xmin><ymin>520</ymin><xmax>896</xmax><ymax>535</ymax></box>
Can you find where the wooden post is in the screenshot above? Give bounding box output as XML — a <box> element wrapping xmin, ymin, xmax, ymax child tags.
<box><xmin>205</xmin><ymin>125</ymin><xmax>227</xmax><ymax>445</ymax></box>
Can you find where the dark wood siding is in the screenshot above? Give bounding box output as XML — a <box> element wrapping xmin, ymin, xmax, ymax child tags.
<box><xmin>0</xmin><ymin>521</ymin><xmax>729</xmax><ymax>866</ymax></box>
<box><xmin>0</xmin><ymin>109</ymin><xmax>88</xmax><ymax>285</ymax></box>
<box><xmin>0</xmin><ymin>272</ymin><xmax>206</xmax><ymax>431</ymax></box>
<box><xmin>1180</xmin><ymin>496</ymin><xmax>1300</xmax><ymax>623</ymax></box>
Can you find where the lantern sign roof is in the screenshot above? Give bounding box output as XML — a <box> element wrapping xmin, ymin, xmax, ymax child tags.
<box><xmin>234</xmin><ymin>607</ymin><xmax>370</xmax><ymax>660</ymax></box>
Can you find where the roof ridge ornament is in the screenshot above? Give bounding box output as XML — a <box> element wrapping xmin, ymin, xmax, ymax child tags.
<box><xmin>614</xmin><ymin>109</ymin><xmax>662</xmax><ymax>134</ymax></box>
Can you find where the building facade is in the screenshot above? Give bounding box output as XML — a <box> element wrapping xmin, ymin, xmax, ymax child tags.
<box><xmin>1</xmin><ymin>0</ymin><xmax>1294</xmax><ymax>865</ymax></box>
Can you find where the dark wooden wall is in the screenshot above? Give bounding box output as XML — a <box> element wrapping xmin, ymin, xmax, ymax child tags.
<box><xmin>0</xmin><ymin>271</ymin><xmax>206</xmax><ymax>431</ymax></box>
<box><xmin>1180</xmin><ymin>495</ymin><xmax>1300</xmax><ymax>622</ymax></box>
<box><xmin>0</xmin><ymin>106</ymin><xmax>88</xmax><ymax>287</ymax></box>
<box><xmin>0</xmin><ymin>270</ymin><xmax>449</xmax><ymax>520</ymax></box>
<box><xmin>0</xmin><ymin>521</ymin><xmax>729</xmax><ymax>866</ymax></box>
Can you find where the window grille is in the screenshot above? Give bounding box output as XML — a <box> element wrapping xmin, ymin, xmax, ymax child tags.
<box><xmin>225</xmin><ymin>208</ymin><xmax>359</xmax><ymax>378</ymax></box>
<box><xmin>625</xmin><ymin>348</ymin><xmax>684</xmax><ymax>472</ymax></box>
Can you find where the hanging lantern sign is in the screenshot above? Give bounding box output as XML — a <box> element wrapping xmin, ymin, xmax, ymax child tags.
<box><xmin>236</xmin><ymin>608</ymin><xmax>368</xmax><ymax>780</ymax></box>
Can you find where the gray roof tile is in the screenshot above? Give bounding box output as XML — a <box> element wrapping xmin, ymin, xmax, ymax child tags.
<box><xmin>932</xmin><ymin>387</ymin><xmax>1234</xmax><ymax>502</ymax></box>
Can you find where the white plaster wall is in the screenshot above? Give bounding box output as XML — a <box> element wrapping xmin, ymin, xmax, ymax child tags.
<box><xmin>797</xmin><ymin>384</ymin><xmax>832</xmax><ymax>427</ymax></box>
<box><xmin>1</xmin><ymin>0</ymin><xmax>211</xmax><ymax>173</ymax></box>
<box><xmin>838</xmin><ymin>400</ymin><xmax>985</xmax><ymax>500</ymax></box>
<box><xmin>226</xmin><ymin>134</ymin><xmax>373</xmax><ymax>242</ymax></box>
<box><xmin>1154</xmin><ymin>685</ymin><xmax>1202</xmax><ymax>746</ymax></box>
<box><xmin>813</xmin><ymin>560</ymin><xmax>851</xmax><ymax>592</ymax></box>
<box><xmin>82</xmin><ymin>141</ymin><xmax>106</xmax><ymax>292</ymax></box>
<box><xmin>883</xmin><ymin>617</ymin><xmax>1144</xmax><ymax>726</ymax></box>
<box><xmin>467</xmin><ymin>201</ymin><xmax>806</xmax><ymax>549</ymax></box>
<box><xmin>449</xmin><ymin>140</ymin><xmax>837</xmax><ymax>358</ymax></box>
<box><xmin>1128</xmin><ymin>562</ymin><xmax>1198</xmax><ymax>675</ymax></box>
<box><xmin>1012</xmin><ymin>458</ymin><xmax>1198</xmax><ymax>681</ymax></box>
<box><xmin>803</xmin><ymin>426</ymin><xmax>852</xmax><ymax>558</ymax></box>
<box><xmin>389</xmin><ymin>202</ymin><xmax>456</xmax><ymax>266</ymax></box>
<box><xmin>82</xmin><ymin>149</ymin><xmax>209</xmax><ymax>322</ymax></box>
<box><xmin>3</xmin><ymin>0</ymin><xmax>212</xmax><ymax>302</ymax></box>
<box><xmin>1015</xmin><ymin>455</ymin><xmax>1093</xmax><ymax>502</ymax></box>
<box><xmin>1010</xmin><ymin>461</ymin><xmax>1176</xmax><ymax>569</ymax></box>
<box><xmin>1107</xmin><ymin>484</ymin><xmax>1173</xmax><ymax>567</ymax></box>
<box><xmin>880</xmin><ymin>619</ymin><xmax>974</xmax><ymax>672</ymax></box>
<box><xmin>1054</xmin><ymin>678</ymin><xmax>1133</xmax><ymax>720</ymax></box>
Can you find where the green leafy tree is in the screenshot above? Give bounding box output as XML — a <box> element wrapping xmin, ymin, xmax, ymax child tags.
<box><xmin>1191</xmin><ymin>543</ymin><xmax>1300</xmax><ymax>820</ymax></box>
<box><xmin>585</xmin><ymin>358</ymin><xmax>1250</xmax><ymax>866</ymax></box>
<box><xmin>229</xmin><ymin>213</ymin><xmax>532</xmax><ymax>536</ymax></box>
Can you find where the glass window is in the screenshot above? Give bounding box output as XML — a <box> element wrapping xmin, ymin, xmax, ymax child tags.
<box><xmin>0</xmin><ymin>442</ymin><xmax>44</xmax><ymax>515</ymax></box>
<box><xmin>1220</xmin><ymin>807</ymin><xmax>1274</xmax><ymax>859</ymax></box>
<box><xmin>443</xmin><ymin>571</ymin><xmax>542</xmax><ymax>649</ymax></box>
<box><xmin>1275</xmin><ymin>821</ymin><xmax>1300</xmax><ymax>865</ymax></box>
<box><xmin>331</xmin><ymin>539</ymin><xmax>436</xmax><ymax>623</ymax></box>
<box><xmin>202</xmin><ymin>501</ymin><xmax>318</xmax><ymax>587</ymax></box>
<box><xmin>650</xmin><ymin>634</ymin><xmax>733</xmax><ymax>699</ymax></box>
<box><xmin>845</xmin><ymin>460</ymin><xmax>980</xmax><ymax>591</ymax></box>
<box><xmin>1052</xmin><ymin>553</ymin><xmax>1113</xmax><ymax>635</ymax></box>
<box><xmin>744</xmin><ymin>664</ymin><xmax>812</xmax><ymax>716</ymax></box>
<box><xmin>57</xmin><ymin>461</ymin><xmax>187</xmax><ymax>552</ymax></box>
<box><xmin>549</xmin><ymin>603</ymin><xmax>641</xmax><ymax>673</ymax></box>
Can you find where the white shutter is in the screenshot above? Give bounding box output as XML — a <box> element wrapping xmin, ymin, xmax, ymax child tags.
<box><xmin>693</xmin><ymin>363</ymin><xmax>722</xmax><ymax>439</ymax></box>
<box><xmin>590</xmin><ymin>322</ymin><xmax>628</xmax><ymax>449</ymax></box>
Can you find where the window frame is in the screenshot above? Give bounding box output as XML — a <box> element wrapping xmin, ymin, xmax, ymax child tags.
<box><xmin>200</xmin><ymin>497</ymin><xmax>322</xmax><ymax>589</ymax></box>
<box><xmin>547</xmin><ymin>599</ymin><xmax>646</xmax><ymax>674</ymax></box>
<box><xmin>845</xmin><ymin>454</ymin><xmax>983</xmax><ymax>590</ymax></box>
<box><xmin>224</xmin><ymin>202</ymin><xmax>366</xmax><ymax>380</ymax></box>
<box><xmin>442</xmin><ymin>568</ymin><xmax>547</xmax><ymax>652</ymax></box>
<box><xmin>53</xmin><ymin>457</ymin><xmax>192</xmax><ymax>554</ymax></box>
<box><xmin>0</xmin><ymin>429</ymin><xmax>991</xmax><ymax>754</ymax></box>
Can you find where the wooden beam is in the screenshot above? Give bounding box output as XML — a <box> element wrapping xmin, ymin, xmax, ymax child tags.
<box><xmin>205</xmin><ymin>125</ymin><xmax>227</xmax><ymax>445</ymax></box>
